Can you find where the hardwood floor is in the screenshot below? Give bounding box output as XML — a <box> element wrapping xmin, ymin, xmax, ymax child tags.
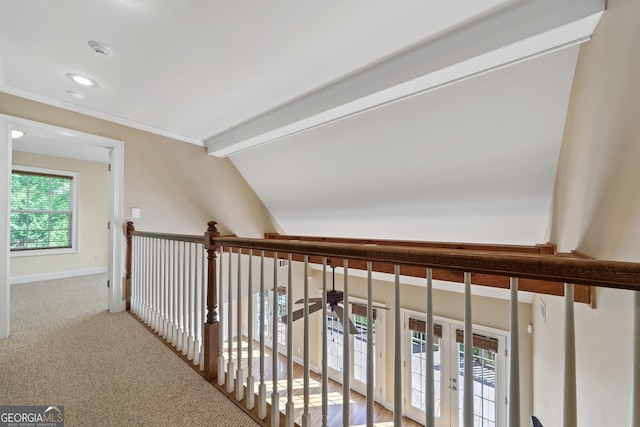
<box><xmin>222</xmin><ymin>339</ymin><xmax>424</xmax><ymax>427</ymax></box>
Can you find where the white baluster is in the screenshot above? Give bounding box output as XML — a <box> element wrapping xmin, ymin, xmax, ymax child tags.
<box><xmin>151</xmin><ymin>239</ymin><xmax>160</xmax><ymax>332</ymax></box>
<box><xmin>145</xmin><ymin>237</ymin><xmax>151</xmax><ymax>324</ymax></box>
<box><xmin>322</xmin><ymin>258</ymin><xmax>328</xmax><ymax>427</ymax></box>
<box><xmin>425</xmin><ymin>268</ymin><xmax>435</xmax><ymax>427</ymax></box>
<box><xmin>366</xmin><ymin>261</ymin><xmax>374</xmax><ymax>427</ymax></box>
<box><xmin>509</xmin><ymin>277</ymin><xmax>520</xmax><ymax>426</ymax></box>
<box><xmin>632</xmin><ymin>290</ymin><xmax>640</xmax><ymax>427</ymax></box>
<box><xmin>286</xmin><ymin>253</ymin><xmax>294</xmax><ymax>427</ymax></box>
<box><xmin>258</xmin><ymin>251</ymin><xmax>267</xmax><ymax>419</ymax></box>
<box><xmin>343</xmin><ymin>260</ymin><xmax>351</xmax><ymax>427</ymax></box>
<box><xmin>176</xmin><ymin>241</ymin><xmax>184</xmax><ymax>352</ymax></box>
<box><xmin>199</xmin><ymin>244</ymin><xmax>207</xmax><ymax>371</ymax></box>
<box><xmin>218</xmin><ymin>246</ymin><xmax>225</xmax><ymax>387</ymax></box>
<box><xmin>236</xmin><ymin>249</ymin><xmax>244</xmax><ymax>401</ymax></box>
<box><xmin>182</xmin><ymin>241</ymin><xmax>189</xmax><ymax>357</ymax></box>
<box><xmin>563</xmin><ymin>283</ymin><xmax>577</xmax><ymax>427</ymax></box>
<box><xmin>271</xmin><ymin>252</ymin><xmax>280</xmax><ymax>427</ymax></box>
<box><xmin>246</xmin><ymin>249</ymin><xmax>255</xmax><ymax>410</ymax></box>
<box><xmin>393</xmin><ymin>264</ymin><xmax>402</xmax><ymax>427</ymax></box>
<box><xmin>151</xmin><ymin>238</ymin><xmax>157</xmax><ymax>330</ymax></box>
<box><xmin>193</xmin><ymin>243</ymin><xmax>202</xmax><ymax>368</ymax></box>
<box><xmin>173</xmin><ymin>240</ymin><xmax>179</xmax><ymax>348</ymax></box>
<box><xmin>187</xmin><ymin>242</ymin><xmax>196</xmax><ymax>361</ymax></box>
<box><xmin>227</xmin><ymin>247</ymin><xmax>235</xmax><ymax>393</ymax></box>
<box><xmin>183</xmin><ymin>241</ymin><xmax>190</xmax><ymax>358</ymax></box>
<box><xmin>302</xmin><ymin>255</ymin><xmax>310</xmax><ymax>427</ymax></box>
<box><xmin>463</xmin><ymin>272</ymin><xmax>474</xmax><ymax>427</ymax></box>
<box><xmin>162</xmin><ymin>240</ymin><xmax>168</xmax><ymax>340</ymax></box>
<box><xmin>131</xmin><ymin>236</ymin><xmax>137</xmax><ymax>315</ymax></box>
<box><xmin>148</xmin><ymin>237</ymin><xmax>153</xmax><ymax>326</ymax></box>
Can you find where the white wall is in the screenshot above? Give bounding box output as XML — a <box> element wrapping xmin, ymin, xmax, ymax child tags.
<box><xmin>537</xmin><ymin>0</ymin><xmax>640</xmax><ymax>425</ymax></box>
<box><xmin>10</xmin><ymin>152</ymin><xmax>109</xmax><ymax>282</ymax></box>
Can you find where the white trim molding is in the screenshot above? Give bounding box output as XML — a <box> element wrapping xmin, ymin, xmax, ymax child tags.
<box><xmin>10</xmin><ymin>267</ymin><xmax>108</xmax><ymax>285</ymax></box>
<box><xmin>206</xmin><ymin>0</ymin><xmax>604</xmax><ymax>158</ymax></box>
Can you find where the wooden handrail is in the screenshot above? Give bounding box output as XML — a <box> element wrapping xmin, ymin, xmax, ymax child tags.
<box><xmin>265</xmin><ymin>232</ymin><xmax>557</xmax><ymax>255</ymax></box>
<box><xmin>130</xmin><ymin>229</ymin><xmax>204</xmax><ymax>244</ymax></box>
<box><xmin>213</xmin><ymin>236</ymin><xmax>640</xmax><ymax>291</ymax></box>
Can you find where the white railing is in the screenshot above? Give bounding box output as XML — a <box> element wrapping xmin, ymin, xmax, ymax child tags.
<box><xmin>129</xmin><ymin>232</ymin><xmax>207</xmax><ymax>371</ymax></box>
<box><xmin>126</xmin><ymin>222</ymin><xmax>640</xmax><ymax>427</ymax></box>
<box><xmin>211</xmin><ymin>235</ymin><xmax>640</xmax><ymax>427</ymax></box>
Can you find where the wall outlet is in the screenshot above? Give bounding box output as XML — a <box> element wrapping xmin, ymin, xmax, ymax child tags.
<box><xmin>95</xmin><ymin>255</ymin><xmax>102</xmax><ymax>262</ymax></box>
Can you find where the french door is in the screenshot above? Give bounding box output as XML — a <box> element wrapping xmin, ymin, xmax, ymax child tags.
<box><xmin>404</xmin><ymin>313</ymin><xmax>506</xmax><ymax>427</ymax></box>
<box><xmin>325</xmin><ymin>302</ymin><xmax>385</xmax><ymax>403</ymax></box>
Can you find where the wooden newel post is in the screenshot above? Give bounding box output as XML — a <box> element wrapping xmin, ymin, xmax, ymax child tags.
<box><xmin>125</xmin><ymin>221</ymin><xmax>135</xmax><ymax>311</ymax></box>
<box><xmin>204</xmin><ymin>220</ymin><xmax>220</xmax><ymax>381</ymax></box>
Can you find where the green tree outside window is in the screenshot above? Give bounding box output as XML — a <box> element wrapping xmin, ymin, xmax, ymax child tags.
<box><xmin>10</xmin><ymin>171</ymin><xmax>73</xmax><ymax>250</ymax></box>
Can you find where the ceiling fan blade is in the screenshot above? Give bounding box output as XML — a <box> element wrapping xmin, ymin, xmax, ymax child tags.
<box><xmin>281</xmin><ymin>308</ymin><xmax>304</xmax><ymax>324</ymax></box>
<box><xmin>282</xmin><ymin>301</ymin><xmax>325</xmax><ymax>323</ymax></box>
<box><xmin>295</xmin><ymin>297</ymin><xmax>323</xmax><ymax>304</ymax></box>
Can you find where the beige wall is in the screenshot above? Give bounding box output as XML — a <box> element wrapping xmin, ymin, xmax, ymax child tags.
<box><xmin>538</xmin><ymin>0</ymin><xmax>640</xmax><ymax>425</ymax></box>
<box><xmin>10</xmin><ymin>152</ymin><xmax>108</xmax><ymax>279</ymax></box>
<box><xmin>0</xmin><ymin>93</ymin><xmax>280</xmax><ymax>238</ymax></box>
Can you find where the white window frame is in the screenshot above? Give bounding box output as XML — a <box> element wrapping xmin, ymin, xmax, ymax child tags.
<box><xmin>10</xmin><ymin>165</ymin><xmax>79</xmax><ymax>257</ymax></box>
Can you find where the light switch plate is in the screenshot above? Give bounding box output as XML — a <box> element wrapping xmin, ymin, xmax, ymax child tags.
<box><xmin>131</xmin><ymin>207</ymin><xmax>141</xmax><ymax>219</ymax></box>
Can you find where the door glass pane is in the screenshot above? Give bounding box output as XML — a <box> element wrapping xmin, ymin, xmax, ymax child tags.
<box><xmin>410</xmin><ymin>331</ymin><xmax>442</xmax><ymax>417</ymax></box>
<box><xmin>255</xmin><ymin>291</ymin><xmax>270</xmax><ymax>339</ymax></box>
<box><xmin>353</xmin><ymin>314</ymin><xmax>375</xmax><ymax>384</ymax></box>
<box><xmin>277</xmin><ymin>292</ymin><xmax>287</xmax><ymax>346</ymax></box>
<box><xmin>458</xmin><ymin>344</ymin><xmax>497</xmax><ymax>427</ymax></box>
<box><xmin>327</xmin><ymin>313</ymin><xmax>344</xmax><ymax>372</ymax></box>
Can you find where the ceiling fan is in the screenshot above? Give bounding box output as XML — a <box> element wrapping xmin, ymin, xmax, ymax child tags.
<box><xmin>280</xmin><ymin>266</ymin><xmax>385</xmax><ymax>334</ymax></box>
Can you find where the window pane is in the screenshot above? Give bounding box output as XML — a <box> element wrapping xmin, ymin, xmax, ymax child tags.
<box><xmin>353</xmin><ymin>314</ymin><xmax>375</xmax><ymax>385</ymax></box>
<box><xmin>327</xmin><ymin>313</ymin><xmax>343</xmax><ymax>372</ymax></box>
<box><xmin>277</xmin><ymin>292</ymin><xmax>287</xmax><ymax>346</ymax></box>
<box><xmin>410</xmin><ymin>330</ymin><xmax>442</xmax><ymax>418</ymax></box>
<box><xmin>10</xmin><ymin>171</ymin><xmax>73</xmax><ymax>250</ymax></box>
<box><xmin>458</xmin><ymin>344</ymin><xmax>497</xmax><ymax>427</ymax></box>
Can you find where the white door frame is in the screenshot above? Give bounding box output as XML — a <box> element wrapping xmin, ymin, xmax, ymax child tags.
<box><xmin>0</xmin><ymin>115</ymin><xmax>126</xmax><ymax>339</ymax></box>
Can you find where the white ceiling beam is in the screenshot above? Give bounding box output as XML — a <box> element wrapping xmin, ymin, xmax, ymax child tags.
<box><xmin>206</xmin><ymin>0</ymin><xmax>604</xmax><ymax>158</ymax></box>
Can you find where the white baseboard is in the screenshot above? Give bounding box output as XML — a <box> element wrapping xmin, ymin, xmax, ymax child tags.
<box><xmin>10</xmin><ymin>267</ymin><xmax>108</xmax><ymax>285</ymax></box>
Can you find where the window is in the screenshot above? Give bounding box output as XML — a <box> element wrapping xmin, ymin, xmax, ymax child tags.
<box><xmin>11</xmin><ymin>167</ymin><xmax>77</xmax><ymax>254</ymax></box>
<box><xmin>276</xmin><ymin>287</ymin><xmax>287</xmax><ymax>346</ymax></box>
<box><xmin>352</xmin><ymin>304</ymin><xmax>376</xmax><ymax>385</ymax></box>
<box><xmin>408</xmin><ymin>318</ymin><xmax>442</xmax><ymax>418</ymax></box>
<box><xmin>456</xmin><ymin>330</ymin><xmax>498</xmax><ymax>427</ymax></box>
<box><xmin>255</xmin><ymin>290</ymin><xmax>270</xmax><ymax>338</ymax></box>
<box><xmin>327</xmin><ymin>312</ymin><xmax>344</xmax><ymax>372</ymax></box>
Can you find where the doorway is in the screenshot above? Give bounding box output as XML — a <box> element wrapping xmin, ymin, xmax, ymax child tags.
<box><xmin>0</xmin><ymin>115</ymin><xmax>125</xmax><ymax>339</ymax></box>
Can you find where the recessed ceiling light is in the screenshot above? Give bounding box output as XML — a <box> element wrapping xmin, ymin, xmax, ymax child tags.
<box><xmin>11</xmin><ymin>130</ymin><xmax>25</xmax><ymax>139</ymax></box>
<box><xmin>66</xmin><ymin>73</ymin><xmax>98</xmax><ymax>87</ymax></box>
<box><xmin>66</xmin><ymin>89</ymin><xmax>87</xmax><ymax>101</ymax></box>
<box><xmin>88</xmin><ymin>41</ymin><xmax>113</xmax><ymax>57</ymax></box>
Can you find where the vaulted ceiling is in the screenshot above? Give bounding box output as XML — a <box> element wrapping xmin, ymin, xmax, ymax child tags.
<box><xmin>0</xmin><ymin>0</ymin><xmax>605</xmax><ymax>244</ymax></box>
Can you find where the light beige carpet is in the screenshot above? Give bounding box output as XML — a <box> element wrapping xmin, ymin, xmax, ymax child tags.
<box><xmin>0</xmin><ymin>274</ymin><xmax>258</xmax><ymax>427</ymax></box>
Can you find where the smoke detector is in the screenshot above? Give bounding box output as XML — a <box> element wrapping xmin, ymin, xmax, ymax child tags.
<box><xmin>88</xmin><ymin>41</ymin><xmax>113</xmax><ymax>57</ymax></box>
